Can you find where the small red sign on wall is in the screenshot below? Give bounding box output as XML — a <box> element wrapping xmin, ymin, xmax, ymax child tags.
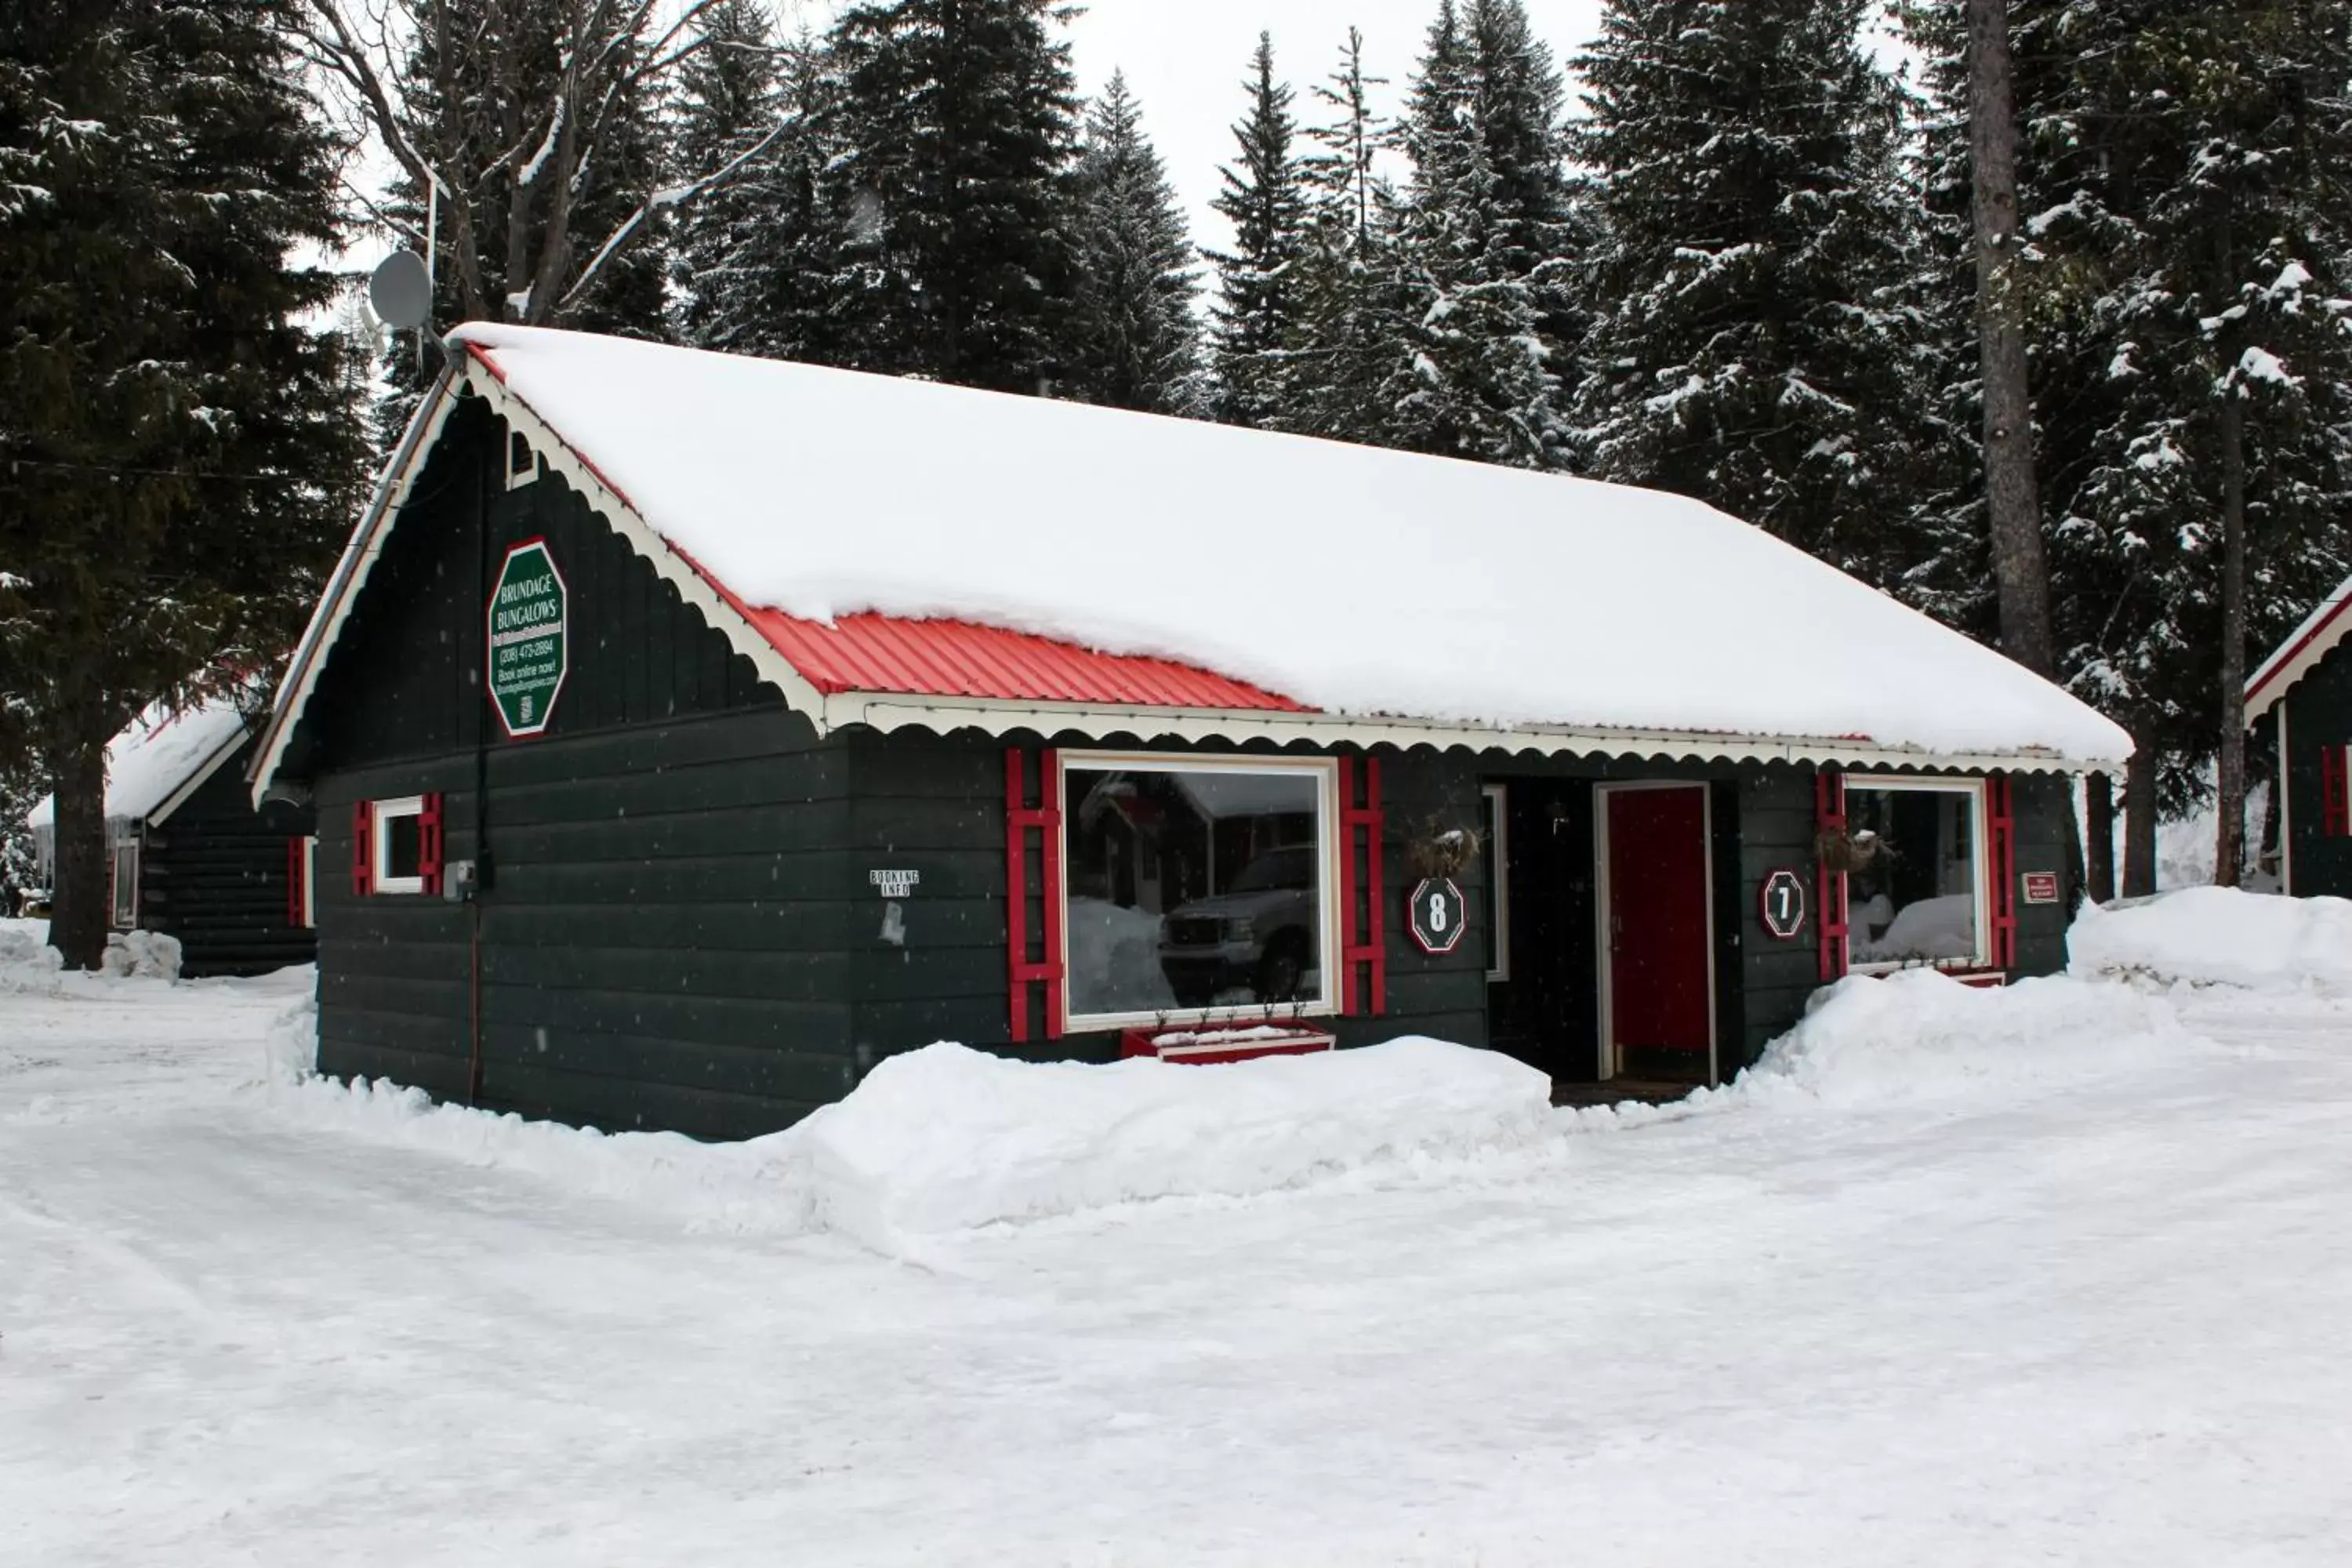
<box><xmin>2021</xmin><ymin>872</ymin><xmax>2062</xmax><ymax>906</ymax></box>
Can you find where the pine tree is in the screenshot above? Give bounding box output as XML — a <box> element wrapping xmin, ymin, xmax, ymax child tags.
<box><xmin>2052</xmin><ymin>0</ymin><xmax>2352</xmax><ymax>884</ymax></box>
<box><xmin>1381</xmin><ymin>0</ymin><xmax>1575</xmax><ymax>469</ymax></box>
<box><xmin>1065</xmin><ymin>72</ymin><xmax>1199</xmax><ymax>414</ymax></box>
<box><xmin>1907</xmin><ymin>0</ymin><xmax>2352</xmax><ymax>891</ymax></box>
<box><xmin>1207</xmin><ymin>33</ymin><xmax>1312</xmax><ymax>430</ymax></box>
<box><xmin>670</xmin><ymin>0</ymin><xmax>782</xmax><ymax>352</ymax></box>
<box><xmin>0</xmin><ymin>0</ymin><xmax>365</xmax><ymax>965</ymax></box>
<box><xmin>1573</xmin><ymin>0</ymin><xmax>1922</xmax><ymax>575</ymax></box>
<box><xmin>1292</xmin><ymin>28</ymin><xmax>1406</xmax><ymax>448</ymax></box>
<box><xmin>824</xmin><ymin>0</ymin><xmax>1083</xmax><ymax>394</ymax></box>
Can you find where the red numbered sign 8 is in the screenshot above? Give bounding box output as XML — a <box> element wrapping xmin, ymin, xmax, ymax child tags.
<box><xmin>1759</xmin><ymin>867</ymin><xmax>1807</xmax><ymax>942</ymax></box>
<box><xmin>1409</xmin><ymin>877</ymin><xmax>1468</xmax><ymax>956</ymax></box>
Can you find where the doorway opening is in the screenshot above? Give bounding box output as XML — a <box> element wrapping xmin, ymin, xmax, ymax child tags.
<box><xmin>1595</xmin><ymin>782</ymin><xmax>1717</xmax><ymax>1085</ymax></box>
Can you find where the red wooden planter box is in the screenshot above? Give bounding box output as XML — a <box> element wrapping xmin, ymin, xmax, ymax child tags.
<box><xmin>1119</xmin><ymin>1025</ymin><xmax>1338</xmax><ymax>1066</ymax></box>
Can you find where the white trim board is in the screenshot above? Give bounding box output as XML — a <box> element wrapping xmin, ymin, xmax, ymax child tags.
<box><xmin>1053</xmin><ymin>749</ymin><xmax>1341</xmax><ymax>1036</ymax></box>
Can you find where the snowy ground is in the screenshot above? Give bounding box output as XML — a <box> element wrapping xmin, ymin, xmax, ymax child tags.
<box><xmin>5</xmin><ymin>914</ymin><xmax>2352</xmax><ymax>1563</ymax></box>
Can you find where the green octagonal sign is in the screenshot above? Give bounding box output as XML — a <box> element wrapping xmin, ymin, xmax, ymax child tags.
<box><xmin>487</xmin><ymin>538</ymin><xmax>568</xmax><ymax>739</ymax></box>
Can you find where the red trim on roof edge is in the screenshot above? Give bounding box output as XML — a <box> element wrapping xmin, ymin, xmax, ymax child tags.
<box><xmin>2247</xmin><ymin>591</ymin><xmax>2352</xmax><ymax>710</ymax></box>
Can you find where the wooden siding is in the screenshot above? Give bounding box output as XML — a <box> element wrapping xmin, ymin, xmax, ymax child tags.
<box><xmin>299</xmin><ymin>405</ymin><xmax>851</xmax><ymax>1141</ymax></box>
<box><xmin>137</xmin><ymin>734</ymin><xmax>316</xmax><ymax>978</ymax></box>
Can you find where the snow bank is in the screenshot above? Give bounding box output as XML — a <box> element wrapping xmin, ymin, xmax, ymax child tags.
<box><xmin>0</xmin><ymin>921</ymin><xmax>64</xmax><ymax>993</ymax></box>
<box><xmin>2071</xmin><ymin>887</ymin><xmax>2352</xmax><ymax>995</ymax></box>
<box><xmin>99</xmin><ymin>929</ymin><xmax>181</xmax><ymax>980</ymax></box>
<box><xmin>788</xmin><ymin>1040</ymin><xmax>1555</xmax><ymax>1246</ymax></box>
<box><xmin>263</xmin><ymin>1036</ymin><xmax>1554</xmax><ymax>1250</ymax></box>
<box><xmin>447</xmin><ymin>325</ymin><xmax>2129</xmax><ymax>764</ymax></box>
<box><xmin>1736</xmin><ymin>969</ymin><xmax>2194</xmax><ymax>1109</ymax></box>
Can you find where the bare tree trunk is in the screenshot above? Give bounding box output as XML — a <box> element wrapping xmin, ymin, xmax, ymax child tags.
<box><xmin>2123</xmin><ymin>743</ymin><xmax>2160</xmax><ymax>897</ymax></box>
<box><xmin>2085</xmin><ymin>771</ymin><xmax>2116</xmax><ymax>903</ymax></box>
<box><xmin>2216</xmin><ymin>393</ymin><xmax>2249</xmax><ymax>887</ymax></box>
<box><xmin>1966</xmin><ymin>0</ymin><xmax>2058</xmax><ymax>680</ymax></box>
<box><xmin>44</xmin><ymin>724</ymin><xmax>109</xmax><ymax>970</ymax></box>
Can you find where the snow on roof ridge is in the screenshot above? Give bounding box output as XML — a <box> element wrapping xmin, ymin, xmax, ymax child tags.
<box><xmin>443</xmin><ymin>324</ymin><xmax>2132</xmax><ymax>767</ymax></box>
<box><xmin>24</xmin><ymin>693</ymin><xmax>253</xmax><ymax>832</ymax></box>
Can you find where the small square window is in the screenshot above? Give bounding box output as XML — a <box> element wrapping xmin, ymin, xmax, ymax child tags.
<box><xmin>507</xmin><ymin>428</ymin><xmax>537</xmax><ymax>489</ymax></box>
<box><xmin>372</xmin><ymin>797</ymin><xmax>429</xmax><ymax>895</ymax></box>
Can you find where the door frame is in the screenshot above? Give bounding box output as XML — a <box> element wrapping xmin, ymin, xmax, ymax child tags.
<box><xmin>1592</xmin><ymin>780</ymin><xmax>1718</xmax><ymax>1084</ymax></box>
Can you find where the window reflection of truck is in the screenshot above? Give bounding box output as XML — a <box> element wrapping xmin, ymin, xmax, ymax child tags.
<box><xmin>1156</xmin><ymin>844</ymin><xmax>1318</xmax><ymax>1007</ymax></box>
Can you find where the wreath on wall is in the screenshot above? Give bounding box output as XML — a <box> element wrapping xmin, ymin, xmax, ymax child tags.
<box><xmin>1814</xmin><ymin>826</ymin><xmax>1891</xmax><ymax>875</ymax></box>
<box><xmin>1406</xmin><ymin>816</ymin><xmax>1485</xmax><ymax>880</ymax></box>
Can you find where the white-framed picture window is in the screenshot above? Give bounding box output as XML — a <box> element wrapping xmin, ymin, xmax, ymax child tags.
<box><xmin>1058</xmin><ymin>751</ymin><xmax>1341</xmax><ymax>1031</ymax></box>
<box><xmin>1842</xmin><ymin>779</ymin><xmax>1991</xmax><ymax>972</ymax></box>
<box><xmin>1481</xmin><ymin>782</ymin><xmax>1510</xmax><ymax>982</ymax></box>
<box><xmin>371</xmin><ymin>796</ymin><xmax>430</xmax><ymax>895</ymax></box>
<box><xmin>109</xmin><ymin>840</ymin><xmax>139</xmax><ymax>929</ymax></box>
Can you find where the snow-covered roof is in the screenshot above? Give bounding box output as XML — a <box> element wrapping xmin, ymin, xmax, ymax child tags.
<box><xmin>26</xmin><ymin>695</ymin><xmax>252</xmax><ymax>832</ymax></box>
<box><xmin>2246</xmin><ymin>571</ymin><xmax>2352</xmax><ymax>721</ymax></box>
<box><xmin>253</xmin><ymin>326</ymin><xmax>2131</xmax><ymax>791</ymax></box>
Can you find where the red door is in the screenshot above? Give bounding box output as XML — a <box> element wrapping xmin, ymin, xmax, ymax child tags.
<box><xmin>1606</xmin><ymin>786</ymin><xmax>1712</xmax><ymax>1074</ymax></box>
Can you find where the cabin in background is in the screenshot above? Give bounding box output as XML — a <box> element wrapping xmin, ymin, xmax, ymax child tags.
<box><xmin>2248</xmin><ymin>575</ymin><xmax>2352</xmax><ymax>897</ymax></box>
<box><xmin>28</xmin><ymin>698</ymin><xmax>317</xmax><ymax>978</ymax></box>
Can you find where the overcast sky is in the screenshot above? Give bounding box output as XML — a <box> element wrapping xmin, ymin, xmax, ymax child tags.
<box><xmin>1058</xmin><ymin>0</ymin><xmax>1610</xmax><ymax>253</ymax></box>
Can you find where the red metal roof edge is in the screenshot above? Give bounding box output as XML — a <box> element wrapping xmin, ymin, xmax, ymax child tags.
<box><xmin>2246</xmin><ymin>581</ymin><xmax>2352</xmax><ymax>710</ymax></box>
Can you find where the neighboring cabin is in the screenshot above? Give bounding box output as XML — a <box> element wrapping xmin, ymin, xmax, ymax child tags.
<box><xmin>27</xmin><ymin>696</ymin><xmax>317</xmax><ymax>977</ymax></box>
<box><xmin>2248</xmin><ymin>578</ymin><xmax>2352</xmax><ymax>896</ymax></box>
<box><xmin>247</xmin><ymin>325</ymin><xmax>2132</xmax><ymax>1142</ymax></box>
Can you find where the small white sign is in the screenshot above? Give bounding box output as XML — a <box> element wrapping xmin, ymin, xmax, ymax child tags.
<box><xmin>869</xmin><ymin>869</ymin><xmax>921</xmax><ymax>898</ymax></box>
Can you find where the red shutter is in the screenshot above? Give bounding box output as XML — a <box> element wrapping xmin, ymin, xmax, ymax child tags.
<box><xmin>1338</xmin><ymin>754</ymin><xmax>1386</xmax><ymax>1016</ymax></box>
<box><xmin>1987</xmin><ymin>774</ymin><xmax>2018</xmax><ymax>971</ymax></box>
<box><xmin>352</xmin><ymin>800</ymin><xmax>375</xmax><ymax>898</ymax></box>
<box><xmin>2323</xmin><ymin>746</ymin><xmax>2350</xmax><ymax>837</ymax></box>
<box><xmin>1815</xmin><ymin>769</ymin><xmax>1848</xmax><ymax>983</ymax></box>
<box><xmin>1005</xmin><ymin>749</ymin><xmax>1065</xmax><ymax>1042</ymax></box>
<box><xmin>419</xmin><ymin>793</ymin><xmax>445</xmax><ymax>897</ymax></box>
<box><xmin>286</xmin><ymin>837</ymin><xmax>305</xmax><ymax>927</ymax></box>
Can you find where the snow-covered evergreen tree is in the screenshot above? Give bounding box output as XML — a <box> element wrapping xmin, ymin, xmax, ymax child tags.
<box><xmin>1573</xmin><ymin>0</ymin><xmax>1923</xmax><ymax>575</ymax></box>
<box><xmin>824</xmin><ymin>0</ymin><xmax>1083</xmax><ymax>394</ymax></box>
<box><xmin>1379</xmin><ymin>0</ymin><xmax>1575</xmax><ymax>469</ymax></box>
<box><xmin>670</xmin><ymin>0</ymin><xmax>782</xmax><ymax>353</ymax></box>
<box><xmin>0</xmin><ymin>0</ymin><xmax>364</xmax><ymax>964</ymax></box>
<box><xmin>1291</xmin><ymin>28</ymin><xmax>1406</xmax><ymax>448</ymax></box>
<box><xmin>2048</xmin><ymin>0</ymin><xmax>2352</xmax><ymax>880</ymax></box>
<box><xmin>1207</xmin><ymin>33</ymin><xmax>1312</xmax><ymax>430</ymax></box>
<box><xmin>1907</xmin><ymin>0</ymin><xmax>2352</xmax><ymax>887</ymax></box>
<box><xmin>1065</xmin><ymin>72</ymin><xmax>1199</xmax><ymax>414</ymax></box>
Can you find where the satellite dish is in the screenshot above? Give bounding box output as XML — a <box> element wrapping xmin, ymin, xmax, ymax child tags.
<box><xmin>368</xmin><ymin>249</ymin><xmax>433</xmax><ymax>331</ymax></box>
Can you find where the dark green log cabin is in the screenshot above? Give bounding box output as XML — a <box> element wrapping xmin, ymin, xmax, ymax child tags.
<box><xmin>249</xmin><ymin>326</ymin><xmax>2127</xmax><ymax>1142</ymax></box>
<box><xmin>2249</xmin><ymin>575</ymin><xmax>2352</xmax><ymax>895</ymax></box>
<box><xmin>29</xmin><ymin>703</ymin><xmax>317</xmax><ymax>978</ymax></box>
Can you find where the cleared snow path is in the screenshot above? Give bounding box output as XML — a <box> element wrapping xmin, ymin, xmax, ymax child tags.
<box><xmin>5</xmin><ymin>975</ymin><xmax>2352</xmax><ymax>1564</ymax></box>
